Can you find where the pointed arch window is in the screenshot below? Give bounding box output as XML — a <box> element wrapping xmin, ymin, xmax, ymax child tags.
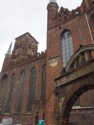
<box><xmin>5</xmin><ymin>74</ymin><xmax>16</xmax><ymax>113</ymax></box>
<box><xmin>1</xmin><ymin>75</ymin><xmax>8</xmax><ymax>112</ymax></box>
<box><xmin>41</xmin><ymin>65</ymin><xmax>46</xmax><ymax>102</ymax></box>
<box><xmin>62</xmin><ymin>30</ymin><xmax>74</xmax><ymax>67</ymax></box>
<box><xmin>27</xmin><ymin>67</ymin><xmax>37</xmax><ymax>111</ymax></box>
<box><xmin>16</xmin><ymin>70</ymin><xmax>25</xmax><ymax>113</ymax></box>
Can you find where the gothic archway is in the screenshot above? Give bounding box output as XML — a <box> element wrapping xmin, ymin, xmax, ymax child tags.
<box><xmin>66</xmin><ymin>44</ymin><xmax>94</xmax><ymax>72</ymax></box>
<box><xmin>60</xmin><ymin>73</ymin><xmax>94</xmax><ymax>125</ymax></box>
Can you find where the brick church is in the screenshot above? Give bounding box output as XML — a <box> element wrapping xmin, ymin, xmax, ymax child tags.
<box><xmin>0</xmin><ymin>0</ymin><xmax>94</xmax><ymax>125</ymax></box>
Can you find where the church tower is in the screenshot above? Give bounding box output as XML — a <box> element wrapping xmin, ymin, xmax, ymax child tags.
<box><xmin>47</xmin><ymin>0</ymin><xmax>59</xmax><ymax>29</ymax></box>
<box><xmin>45</xmin><ymin>1</ymin><xmax>62</xmax><ymax>125</ymax></box>
<box><xmin>12</xmin><ymin>32</ymin><xmax>38</xmax><ymax>59</ymax></box>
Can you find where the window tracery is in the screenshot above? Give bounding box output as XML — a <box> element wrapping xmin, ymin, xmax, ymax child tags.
<box><xmin>27</xmin><ymin>67</ymin><xmax>37</xmax><ymax>111</ymax></box>
<box><xmin>5</xmin><ymin>74</ymin><xmax>16</xmax><ymax>113</ymax></box>
<box><xmin>16</xmin><ymin>70</ymin><xmax>25</xmax><ymax>113</ymax></box>
<box><xmin>62</xmin><ymin>30</ymin><xmax>74</xmax><ymax>67</ymax></box>
<box><xmin>41</xmin><ymin>65</ymin><xmax>46</xmax><ymax>102</ymax></box>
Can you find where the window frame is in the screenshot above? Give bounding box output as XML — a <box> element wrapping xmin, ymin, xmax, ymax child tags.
<box><xmin>27</xmin><ymin>67</ymin><xmax>37</xmax><ymax>112</ymax></box>
<box><xmin>61</xmin><ymin>30</ymin><xmax>74</xmax><ymax>67</ymax></box>
<box><xmin>16</xmin><ymin>70</ymin><xmax>25</xmax><ymax>113</ymax></box>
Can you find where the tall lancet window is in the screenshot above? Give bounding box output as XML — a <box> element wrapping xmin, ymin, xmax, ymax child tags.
<box><xmin>16</xmin><ymin>70</ymin><xmax>25</xmax><ymax>113</ymax></box>
<box><xmin>41</xmin><ymin>65</ymin><xmax>46</xmax><ymax>102</ymax></box>
<box><xmin>5</xmin><ymin>74</ymin><xmax>16</xmax><ymax>113</ymax></box>
<box><xmin>62</xmin><ymin>30</ymin><xmax>74</xmax><ymax>67</ymax></box>
<box><xmin>27</xmin><ymin>67</ymin><xmax>37</xmax><ymax>111</ymax></box>
<box><xmin>1</xmin><ymin>75</ymin><xmax>8</xmax><ymax>112</ymax></box>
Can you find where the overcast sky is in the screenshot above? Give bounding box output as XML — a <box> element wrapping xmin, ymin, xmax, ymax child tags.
<box><xmin>0</xmin><ymin>0</ymin><xmax>82</xmax><ymax>71</ymax></box>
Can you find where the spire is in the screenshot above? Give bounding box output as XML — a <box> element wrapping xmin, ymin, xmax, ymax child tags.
<box><xmin>6</xmin><ymin>42</ymin><xmax>12</xmax><ymax>55</ymax></box>
<box><xmin>49</xmin><ymin>0</ymin><xmax>57</xmax><ymax>3</ymax></box>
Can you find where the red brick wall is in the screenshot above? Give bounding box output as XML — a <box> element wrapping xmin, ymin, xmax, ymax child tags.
<box><xmin>0</xmin><ymin>53</ymin><xmax>46</xmax><ymax>123</ymax></box>
<box><xmin>0</xmin><ymin>0</ymin><xmax>94</xmax><ymax>125</ymax></box>
<box><xmin>45</xmin><ymin>1</ymin><xmax>94</xmax><ymax>125</ymax></box>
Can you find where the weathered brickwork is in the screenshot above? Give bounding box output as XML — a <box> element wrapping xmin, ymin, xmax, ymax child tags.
<box><xmin>0</xmin><ymin>33</ymin><xmax>46</xmax><ymax>124</ymax></box>
<box><xmin>46</xmin><ymin>0</ymin><xmax>94</xmax><ymax>125</ymax></box>
<box><xmin>0</xmin><ymin>0</ymin><xmax>94</xmax><ymax>125</ymax></box>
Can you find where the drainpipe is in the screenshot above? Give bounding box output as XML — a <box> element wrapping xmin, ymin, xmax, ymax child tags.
<box><xmin>77</xmin><ymin>24</ymin><xmax>83</xmax><ymax>45</ymax></box>
<box><xmin>85</xmin><ymin>13</ymin><xmax>94</xmax><ymax>44</ymax></box>
<box><xmin>76</xmin><ymin>14</ymin><xmax>83</xmax><ymax>45</ymax></box>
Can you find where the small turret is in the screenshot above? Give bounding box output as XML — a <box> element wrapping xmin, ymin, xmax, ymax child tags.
<box><xmin>49</xmin><ymin>0</ymin><xmax>57</xmax><ymax>3</ymax></box>
<box><xmin>47</xmin><ymin>0</ymin><xmax>59</xmax><ymax>29</ymax></box>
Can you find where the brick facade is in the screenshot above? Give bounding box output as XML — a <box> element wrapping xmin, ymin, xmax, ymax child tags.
<box><xmin>0</xmin><ymin>0</ymin><xmax>94</xmax><ymax>125</ymax></box>
<box><xmin>0</xmin><ymin>33</ymin><xmax>46</xmax><ymax>124</ymax></box>
<box><xmin>46</xmin><ymin>0</ymin><xmax>94</xmax><ymax>125</ymax></box>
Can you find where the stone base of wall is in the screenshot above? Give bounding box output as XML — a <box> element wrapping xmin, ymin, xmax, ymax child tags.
<box><xmin>69</xmin><ymin>107</ymin><xmax>94</xmax><ymax>125</ymax></box>
<box><xmin>0</xmin><ymin>114</ymin><xmax>36</xmax><ymax>125</ymax></box>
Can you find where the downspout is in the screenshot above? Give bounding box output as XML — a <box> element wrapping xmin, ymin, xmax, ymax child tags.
<box><xmin>85</xmin><ymin>13</ymin><xmax>94</xmax><ymax>44</ymax></box>
<box><xmin>76</xmin><ymin>14</ymin><xmax>83</xmax><ymax>45</ymax></box>
<box><xmin>77</xmin><ymin>24</ymin><xmax>83</xmax><ymax>45</ymax></box>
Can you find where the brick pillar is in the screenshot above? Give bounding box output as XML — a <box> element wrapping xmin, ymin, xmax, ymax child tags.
<box><xmin>80</xmin><ymin>52</ymin><xmax>85</xmax><ymax>64</ymax></box>
<box><xmin>87</xmin><ymin>50</ymin><xmax>92</xmax><ymax>60</ymax></box>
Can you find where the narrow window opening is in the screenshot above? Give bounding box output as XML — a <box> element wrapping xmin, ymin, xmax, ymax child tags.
<box><xmin>27</xmin><ymin>67</ymin><xmax>37</xmax><ymax>111</ymax></box>
<box><xmin>62</xmin><ymin>30</ymin><xmax>74</xmax><ymax>67</ymax></box>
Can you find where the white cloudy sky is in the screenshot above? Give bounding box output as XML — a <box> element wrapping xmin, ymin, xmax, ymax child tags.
<box><xmin>0</xmin><ymin>0</ymin><xmax>82</xmax><ymax>71</ymax></box>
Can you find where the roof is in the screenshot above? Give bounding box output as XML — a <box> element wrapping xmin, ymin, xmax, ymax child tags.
<box><xmin>15</xmin><ymin>32</ymin><xmax>39</xmax><ymax>44</ymax></box>
<box><xmin>49</xmin><ymin>0</ymin><xmax>57</xmax><ymax>3</ymax></box>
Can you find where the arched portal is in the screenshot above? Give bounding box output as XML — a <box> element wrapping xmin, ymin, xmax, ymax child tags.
<box><xmin>60</xmin><ymin>73</ymin><xmax>94</xmax><ymax>125</ymax></box>
<box><xmin>55</xmin><ymin>44</ymin><xmax>94</xmax><ymax>125</ymax></box>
